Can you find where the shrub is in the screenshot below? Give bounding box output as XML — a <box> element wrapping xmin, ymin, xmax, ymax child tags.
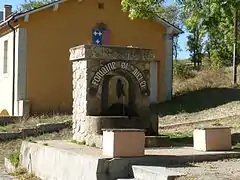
<box><xmin>173</xmin><ymin>61</ymin><xmax>196</xmax><ymax>79</ymax></box>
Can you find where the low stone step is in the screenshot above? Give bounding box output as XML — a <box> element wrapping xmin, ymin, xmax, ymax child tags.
<box><xmin>132</xmin><ymin>165</ymin><xmax>183</xmax><ymax>180</ymax></box>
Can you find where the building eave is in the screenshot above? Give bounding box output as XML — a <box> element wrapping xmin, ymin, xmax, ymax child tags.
<box><xmin>0</xmin><ymin>0</ymin><xmax>184</xmax><ymax>35</ymax></box>
<box><xmin>0</xmin><ymin>0</ymin><xmax>67</xmax><ymax>27</ymax></box>
<box><xmin>155</xmin><ymin>16</ymin><xmax>184</xmax><ymax>35</ymax></box>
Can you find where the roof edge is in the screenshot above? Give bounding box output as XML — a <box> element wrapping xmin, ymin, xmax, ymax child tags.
<box><xmin>0</xmin><ymin>0</ymin><xmax>184</xmax><ymax>35</ymax></box>
<box><xmin>155</xmin><ymin>16</ymin><xmax>184</xmax><ymax>35</ymax></box>
<box><xmin>0</xmin><ymin>0</ymin><xmax>65</xmax><ymax>27</ymax></box>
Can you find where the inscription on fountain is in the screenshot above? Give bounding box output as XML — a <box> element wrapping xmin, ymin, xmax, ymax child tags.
<box><xmin>90</xmin><ymin>60</ymin><xmax>149</xmax><ymax>95</ymax></box>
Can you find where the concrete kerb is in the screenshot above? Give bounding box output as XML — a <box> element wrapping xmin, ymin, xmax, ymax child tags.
<box><xmin>0</xmin><ymin>120</ymin><xmax>71</xmax><ymax>141</ymax></box>
<box><xmin>20</xmin><ymin>141</ymin><xmax>111</xmax><ymax>180</ymax></box>
<box><xmin>18</xmin><ymin>140</ymin><xmax>240</xmax><ymax>180</ymax></box>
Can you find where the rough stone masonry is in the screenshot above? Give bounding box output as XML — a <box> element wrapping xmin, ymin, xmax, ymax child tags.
<box><xmin>69</xmin><ymin>44</ymin><xmax>158</xmax><ymax>147</ymax></box>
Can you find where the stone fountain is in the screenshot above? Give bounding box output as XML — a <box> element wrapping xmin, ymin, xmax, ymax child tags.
<box><xmin>69</xmin><ymin>44</ymin><xmax>158</xmax><ymax>147</ymax></box>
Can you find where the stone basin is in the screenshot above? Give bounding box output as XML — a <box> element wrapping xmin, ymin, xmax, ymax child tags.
<box><xmin>85</xmin><ymin>116</ymin><xmax>142</xmax><ymax>134</ymax></box>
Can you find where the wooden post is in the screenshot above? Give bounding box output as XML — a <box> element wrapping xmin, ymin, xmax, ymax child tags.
<box><xmin>233</xmin><ymin>9</ymin><xmax>238</xmax><ymax>87</ymax></box>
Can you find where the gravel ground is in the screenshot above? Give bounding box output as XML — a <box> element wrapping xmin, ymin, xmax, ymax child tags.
<box><xmin>159</xmin><ymin>100</ymin><xmax>240</xmax><ymax>180</ymax></box>
<box><xmin>173</xmin><ymin>159</ymin><xmax>240</xmax><ymax>180</ymax></box>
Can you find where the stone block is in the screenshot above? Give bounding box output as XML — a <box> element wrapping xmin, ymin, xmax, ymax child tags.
<box><xmin>193</xmin><ymin>127</ymin><xmax>232</xmax><ymax>151</ymax></box>
<box><xmin>36</xmin><ymin>122</ymin><xmax>68</xmax><ymax>133</ymax></box>
<box><xmin>21</xmin><ymin>128</ymin><xmax>38</xmax><ymax>137</ymax></box>
<box><xmin>102</xmin><ymin>129</ymin><xmax>145</xmax><ymax>157</ymax></box>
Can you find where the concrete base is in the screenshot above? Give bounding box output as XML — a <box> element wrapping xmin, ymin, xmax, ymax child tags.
<box><xmin>20</xmin><ymin>140</ymin><xmax>240</xmax><ymax>180</ymax></box>
<box><xmin>194</xmin><ymin>127</ymin><xmax>232</xmax><ymax>151</ymax></box>
<box><xmin>103</xmin><ymin>129</ymin><xmax>145</xmax><ymax>157</ymax></box>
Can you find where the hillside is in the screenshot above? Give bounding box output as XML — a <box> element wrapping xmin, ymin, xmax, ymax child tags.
<box><xmin>153</xmin><ymin>64</ymin><xmax>240</xmax><ymax>134</ymax></box>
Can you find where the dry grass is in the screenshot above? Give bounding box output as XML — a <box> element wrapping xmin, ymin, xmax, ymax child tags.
<box><xmin>10</xmin><ymin>167</ymin><xmax>41</xmax><ymax>180</ymax></box>
<box><xmin>161</xmin><ymin>115</ymin><xmax>240</xmax><ymax>135</ymax></box>
<box><xmin>0</xmin><ymin>115</ymin><xmax>71</xmax><ymax>132</ymax></box>
<box><xmin>173</xmin><ymin>69</ymin><xmax>232</xmax><ymax>96</ymax></box>
<box><xmin>173</xmin><ymin>65</ymin><xmax>240</xmax><ymax>96</ymax></box>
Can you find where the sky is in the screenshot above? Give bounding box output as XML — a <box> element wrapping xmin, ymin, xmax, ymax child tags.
<box><xmin>0</xmin><ymin>0</ymin><xmax>190</xmax><ymax>59</ymax></box>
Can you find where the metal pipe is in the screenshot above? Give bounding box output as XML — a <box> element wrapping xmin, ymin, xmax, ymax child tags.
<box><xmin>7</xmin><ymin>17</ymin><xmax>16</xmax><ymax>116</ymax></box>
<box><xmin>233</xmin><ymin>9</ymin><xmax>238</xmax><ymax>87</ymax></box>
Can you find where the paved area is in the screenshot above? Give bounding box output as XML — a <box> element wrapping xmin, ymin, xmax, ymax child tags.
<box><xmin>38</xmin><ymin>140</ymin><xmax>240</xmax><ymax>157</ymax></box>
<box><xmin>145</xmin><ymin>146</ymin><xmax>240</xmax><ymax>156</ymax></box>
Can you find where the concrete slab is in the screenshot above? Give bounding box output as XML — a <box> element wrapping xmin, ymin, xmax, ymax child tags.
<box><xmin>0</xmin><ymin>172</ymin><xmax>16</xmax><ymax>180</ymax></box>
<box><xmin>19</xmin><ymin>140</ymin><xmax>240</xmax><ymax>180</ymax></box>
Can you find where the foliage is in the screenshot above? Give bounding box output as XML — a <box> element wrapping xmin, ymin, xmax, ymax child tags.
<box><xmin>121</xmin><ymin>0</ymin><xmax>165</xmax><ymax>20</ymax></box>
<box><xmin>8</xmin><ymin>150</ymin><xmax>20</xmax><ymax>168</ymax></box>
<box><xmin>186</xmin><ymin>27</ymin><xmax>204</xmax><ymax>69</ymax></box>
<box><xmin>173</xmin><ymin>61</ymin><xmax>195</xmax><ymax>79</ymax></box>
<box><xmin>178</xmin><ymin>0</ymin><xmax>240</xmax><ymax>69</ymax></box>
<box><xmin>156</xmin><ymin>4</ymin><xmax>183</xmax><ymax>60</ymax></box>
<box><xmin>18</xmin><ymin>0</ymin><xmax>56</xmax><ymax>12</ymax></box>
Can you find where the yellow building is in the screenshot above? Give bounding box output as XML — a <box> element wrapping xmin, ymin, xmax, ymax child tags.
<box><xmin>0</xmin><ymin>0</ymin><xmax>182</xmax><ymax>116</ymax></box>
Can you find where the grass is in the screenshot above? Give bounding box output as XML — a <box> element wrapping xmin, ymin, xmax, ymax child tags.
<box><xmin>233</xmin><ymin>143</ymin><xmax>240</xmax><ymax>149</ymax></box>
<box><xmin>0</xmin><ymin>128</ymin><xmax>72</xmax><ymax>171</ymax></box>
<box><xmin>71</xmin><ymin>139</ymin><xmax>86</xmax><ymax>145</ymax></box>
<box><xmin>173</xmin><ymin>68</ymin><xmax>232</xmax><ymax>96</ymax></box>
<box><xmin>163</xmin><ymin>132</ymin><xmax>192</xmax><ymax>139</ymax></box>
<box><xmin>8</xmin><ymin>151</ymin><xmax>20</xmax><ymax>168</ymax></box>
<box><xmin>0</xmin><ymin>115</ymin><xmax>71</xmax><ymax>132</ymax></box>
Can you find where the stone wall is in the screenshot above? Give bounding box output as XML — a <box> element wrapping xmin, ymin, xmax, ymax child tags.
<box><xmin>72</xmin><ymin>60</ymin><xmax>88</xmax><ymax>141</ymax></box>
<box><xmin>70</xmin><ymin>44</ymin><xmax>158</xmax><ymax>145</ymax></box>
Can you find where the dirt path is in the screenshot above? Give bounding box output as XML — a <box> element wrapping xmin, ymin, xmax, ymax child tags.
<box><xmin>173</xmin><ymin>159</ymin><xmax>240</xmax><ymax>180</ymax></box>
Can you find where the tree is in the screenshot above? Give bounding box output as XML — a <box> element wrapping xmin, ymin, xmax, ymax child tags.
<box><xmin>18</xmin><ymin>0</ymin><xmax>56</xmax><ymax>12</ymax></box>
<box><xmin>187</xmin><ymin>27</ymin><xmax>204</xmax><ymax>69</ymax></box>
<box><xmin>156</xmin><ymin>4</ymin><xmax>183</xmax><ymax>60</ymax></box>
<box><xmin>121</xmin><ymin>0</ymin><xmax>165</xmax><ymax>19</ymax></box>
<box><xmin>178</xmin><ymin>0</ymin><xmax>240</xmax><ymax>68</ymax></box>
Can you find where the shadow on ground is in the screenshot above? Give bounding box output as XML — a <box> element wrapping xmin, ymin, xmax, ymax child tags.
<box><xmin>158</xmin><ymin>132</ymin><xmax>240</xmax><ymax>148</ymax></box>
<box><xmin>151</xmin><ymin>88</ymin><xmax>240</xmax><ymax>116</ymax></box>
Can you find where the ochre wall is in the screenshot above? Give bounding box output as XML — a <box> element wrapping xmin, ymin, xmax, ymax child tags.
<box><xmin>19</xmin><ymin>0</ymin><xmax>167</xmax><ymax>114</ymax></box>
